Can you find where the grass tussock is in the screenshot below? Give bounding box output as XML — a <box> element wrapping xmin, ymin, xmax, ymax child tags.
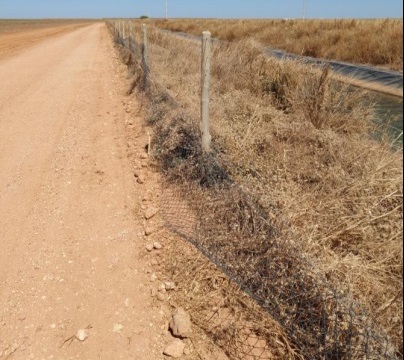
<box><xmin>113</xmin><ymin>22</ymin><xmax>403</xmax><ymax>358</ymax></box>
<box><xmin>151</xmin><ymin>18</ymin><xmax>403</xmax><ymax>71</ymax></box>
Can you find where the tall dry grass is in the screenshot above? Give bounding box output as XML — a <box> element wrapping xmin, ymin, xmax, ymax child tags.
<box><xmin>151</xmin><ymin>18</ymin><xmax>403</xmax><ymax>71</ymax></box>
<box><xmin>121</xmin><ymin>22</ymin><xmax>403</xmax><ymax>357</ymax></box>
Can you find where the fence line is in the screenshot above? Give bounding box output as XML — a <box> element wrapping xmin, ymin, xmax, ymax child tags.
<box><xmin>107</xmin><ymin>20</ymin><xmax>400</xmax><ymax>360</ymax></box>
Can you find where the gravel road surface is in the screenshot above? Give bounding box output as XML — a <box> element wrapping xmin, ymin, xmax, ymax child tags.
<box><xmin>0</xmin><ymin>23</ymin><xmax>163</xmax><ymax>359</ymax></box>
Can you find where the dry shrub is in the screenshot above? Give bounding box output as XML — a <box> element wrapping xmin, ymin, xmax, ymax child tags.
<box><xmin>289</xmin><ymin>67</ymin><xmax>373</xmax><ymax>132</ymax></box>
<box><xmin>160</xmin><ymin>223</ymin><xmax>303</xmax><ymax>360</ymax></box>
<box><xmin>111</xmin><ymin>22</ymin><xmax>403</xmax><ymax>358</ymax></box>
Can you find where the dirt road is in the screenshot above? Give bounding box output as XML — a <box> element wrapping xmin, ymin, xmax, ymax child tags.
<box><xmin>0</xmin><ymin>23</ymin><xmax>164</xmax><ymax>359</ymax></box>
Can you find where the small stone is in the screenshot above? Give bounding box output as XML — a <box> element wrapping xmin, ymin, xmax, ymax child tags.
<box><xmin>113</xmin><ymin>323</ymin><xmax>124</xmax><ymax>333</ymax></box>
<box><xmin>151</xmin><ymin>288</ymin><xmax>158</xmax><ymax>297</ymax></box>
<box><xmin>137</xmin><ymin>175</ymin><xmax>146</xmax><ymax>184</ymax></box>
<box><xmin>145</xmin><ymin>207</ymin><xmax>159</xmax><ymax>220</ymax></box>
<box><xmin>153</xmin><ymin>242</ymin><xmax>163</xmax><ymax>250</ymax></box>
<box><xmin>163</xmin><ymin>339</ymin><xmax>186</xmax><ymax>358</ymax></box>
<box><xmin>140</xmin><ymin>153</ymin><xmax>148</xmax><ymax>159</ymax></box>
<box><xmin>183</xmin><ymin>347</ymin><xmax>191</xmax><ymax>355</ymax></box>
<box><xmin>157</xmin><ymin>292</ymin><xmax>166</xmax><ymax>301</ymax></box>
<box><xmin>151</xmin><ymin>258</ymin><xmax>158</xmax><ymax>266</ymax></box>
<box><xmin>150</xmin><ymin>273</ymin><xmax>158</xmax><ymax>282</ymax></box>
<box><xmin>145</xmin><ymin>244</ymin><xmax>154</xmax><ymax>252</ymax></box>
<box><xmin>145</xmin><ymin>227</ymin><xmax>156</xmax><ymax>236</ymax></box>
<box><xmin>164</xmin><ymin>281</ymin><xmax>176</xmax><ymax>291</ymax></box>
<box><xmin>76</xmin><ymin>329</ymin><xmax>88</xmax><ymax>341</ymax></box>
<box><xmin>133</xmin><ymin>170</ymin><xmax>141</xmax><ymax>178</ymax></box>
<box><xmin>169</xmin><ymin>308</ymin><xmax>192</xmax><ymax>338</ymax></box>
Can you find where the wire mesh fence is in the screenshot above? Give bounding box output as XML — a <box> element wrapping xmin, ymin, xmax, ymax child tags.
<box><xmin>107</xmin><ymin>20</ymin><xmax>401</xmax><ymax>360</ymax></box>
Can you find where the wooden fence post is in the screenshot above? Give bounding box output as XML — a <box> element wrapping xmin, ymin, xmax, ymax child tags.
<box><xmin>142</xmin><ymin>24</ymin><xmax>149</xmax><ymax>88</ymax></box>
<box><xmin>200</xmin><ymin>31</ymin><xmax>212</xmax><ymax>152</ymax></box>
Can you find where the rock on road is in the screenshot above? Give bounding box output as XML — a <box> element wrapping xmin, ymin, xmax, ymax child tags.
<box><xmin>0</xmin><ymin>23</ymin><xmax>162</xmax><ymax>359</ymax></box>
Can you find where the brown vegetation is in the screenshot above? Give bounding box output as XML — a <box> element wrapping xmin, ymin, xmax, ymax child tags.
<box><xmin>151</xmin><ymin>18</ymin><xmax>403</xmax><ymax>71</ymax></box>
<box><xmin>113</xmin><ymin>21</ymin><xmax>403</xmax><ymax>358</ymax></box>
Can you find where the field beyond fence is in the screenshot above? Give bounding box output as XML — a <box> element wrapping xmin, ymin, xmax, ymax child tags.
<box><xmin>151</xmin><ymin>18</ymin><xmax>403</xmax><ymax>72</ymax></box>
<box><xmin>0</xmin><ymin>20</ymin><xmax>95</xmax><ymax>60</ymax></box>
<box><xmin>108</xmin><ymin>20</ymin><xmax>403</xmax><ymax>360</ymax></box>
<box><xmin>0</xmin><ymin>19</ymin><xmax>94</xmax><ymax>35</ymax></box>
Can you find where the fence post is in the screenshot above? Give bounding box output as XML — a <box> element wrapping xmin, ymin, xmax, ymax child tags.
<box><xmin>142</xmin><ymin>24</ymin><xmax>149</xmax><ymax>89</ymax></box>
<box><xmin>129</xmin><ymin>22</ymin><xmax>133</xmax><ymax>49</ymax></box>
<box><xmin>200</xmin><ymin>31</ymin><xmax>212</xmax><ymax>152</ymax></box>
<box><xmin>122</xmin><ymin>21</ymin><xmax>126</xmax><ymax>46</ymax></box>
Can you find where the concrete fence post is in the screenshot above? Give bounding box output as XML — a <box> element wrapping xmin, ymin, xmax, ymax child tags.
<box><xmin>200</xmin><ymin>31</ymin><xmax>212</xmax><ymax>152</ymax></box>
<box><xmin>142</xmin><ymin>24</ymin><xmax>149</xmax><ymax>89</ymax></box>
<box><xmin>129</xmin><ymin>22</ymin><xmax>133</xmax><ymax>50</ymax></box>
<box><xmin>122</xmin><ymin>21</ymin><xmax>126</xmax><ymax>46</ymax></box>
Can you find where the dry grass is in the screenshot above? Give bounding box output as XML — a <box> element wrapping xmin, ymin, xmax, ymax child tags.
<box><xmin>112</xmin><ymin>21</ymin><xmax>403</xmax><ymax>358</ymax></box>
<box><xmin>159</xmin><ymin>223</ymin><xmax>303</xmax><ymax>360</ymax></box>
<box><xmin>150</xmin><ymin>18</ymin><xmax>403</xmax><ymax>71</ymax></box>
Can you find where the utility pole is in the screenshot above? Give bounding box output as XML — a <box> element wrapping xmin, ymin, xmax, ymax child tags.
<box><xmin>302</xmin><ymin>0</ymin><xmax>307</xmax><ymax>20</ymax></box>
<box><xmin>165</xmin><ymin>0</ymin><xmax>168</xmax><ymax>20</ymax></box>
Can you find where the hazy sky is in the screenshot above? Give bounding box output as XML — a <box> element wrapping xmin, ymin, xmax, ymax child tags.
<box><xmin>0</xmin><ymin>0</ymin><xmax>403</xmax><ymax>19</ymax></box>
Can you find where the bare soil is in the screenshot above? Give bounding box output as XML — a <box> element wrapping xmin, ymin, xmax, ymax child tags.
<box><xmin>0</xmin><ymin>23</ymin><xmax>169</xmax><ymax>359</ymax></box>
<box><xmin>0</xmin><ymin>22</ymin><xmax>92</xmax><ymax>60</ymax></box>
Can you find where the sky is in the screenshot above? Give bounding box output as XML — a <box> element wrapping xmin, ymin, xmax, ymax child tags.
<box><xmin>0</xmin><ymin>0</ymin><xmax>403</xmax><ymax>19</ymax></box>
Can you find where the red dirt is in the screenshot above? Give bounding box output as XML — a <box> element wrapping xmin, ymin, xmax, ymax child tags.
<box><xmin>0</xmin><ymin>23</ymin><xmax>92</xmax><ymax>60</ymax></box>
<box><xmin>0</xmin><ymin>23</ymin><xmax>167</xmax><ymax>359</ymax></box>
